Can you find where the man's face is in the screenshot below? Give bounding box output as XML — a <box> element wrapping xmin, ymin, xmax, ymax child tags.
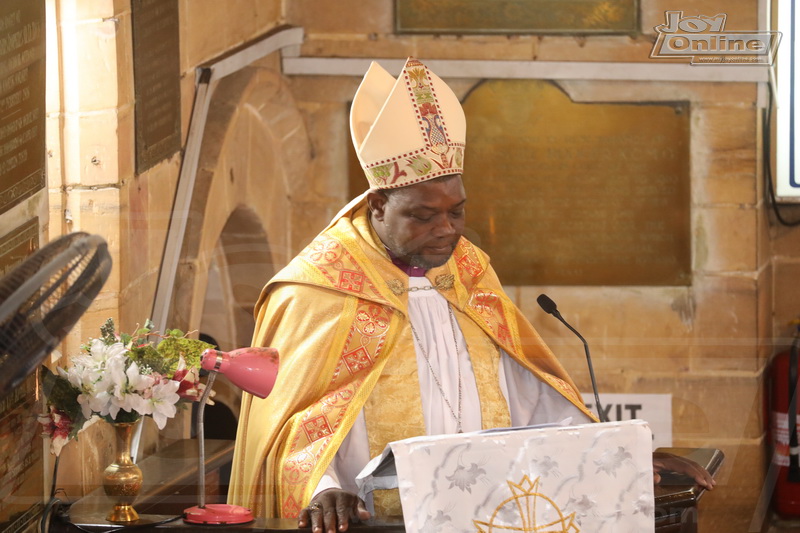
<box><xmin>369</xmin><ymin>174</ymin><xmax>467</xmax><ymax>269</ymax></box>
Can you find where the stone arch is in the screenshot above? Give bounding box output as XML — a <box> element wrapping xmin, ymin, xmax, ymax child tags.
<box><xmin>199</xmin><ymin>206</ymin><xmax>272</xmax><ymax>351</ymax></box>
<box><xmin>168</xmin><ymin>61</ymin><xmax>311</xmax><ymax>334</ymax></box>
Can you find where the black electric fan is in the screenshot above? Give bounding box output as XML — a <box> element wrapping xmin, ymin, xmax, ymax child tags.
<box><xmin>0</xmin><ymin>232</ymin><xmax>112</xmax><ymax>395</ymax></box>
<box><xmin>0</xmin><ymin>232</ymin><xmax>111</xmax><ymax>533</ymax></box>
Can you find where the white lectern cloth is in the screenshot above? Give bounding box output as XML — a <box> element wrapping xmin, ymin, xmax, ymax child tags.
<box><xmin>357</xmin><ymin>420</ymin><xmax>655</xmax><ymax>533</ymax></box>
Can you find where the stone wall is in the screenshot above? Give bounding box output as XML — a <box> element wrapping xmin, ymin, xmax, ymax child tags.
<box><xmin>281</xmin><ymin>2</ymin><xmax>793</xmax><ymax>530</ymax></box>
<box><xmin>6</xmin><ymin>0</ymin><xmax>798</xmax><ymax>529</ymax></box>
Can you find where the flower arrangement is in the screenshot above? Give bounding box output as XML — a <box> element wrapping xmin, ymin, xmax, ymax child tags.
<box><xmin>39</xmin><ymin>318</ymin><xmax>214</xmax><ymax>456</ymax></box>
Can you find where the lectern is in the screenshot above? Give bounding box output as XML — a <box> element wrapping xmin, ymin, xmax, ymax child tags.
<box><xmin>358</xmin><ymin>420</ymin><xmax>656</xmax><ymax>532</ymax></box>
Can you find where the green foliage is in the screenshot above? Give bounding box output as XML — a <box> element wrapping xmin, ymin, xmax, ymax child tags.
<box><xmin>127</xmin><ymin>344</ymin><xmax>165</xmax><ymax>374</ymax></box>
<box><xmin>156</xmin><ymin>333</ymin><xmax>213</xmax><ymax>372</ymax></box>
<box><xmin>101</xmin><ymin>410</ymin><xmax>140</xmax><ymax>425</ymax></box>
<box><xmin>40</xmin><ymin>367</ymin><xmax>87</xmax><ymax>439</ymax></box>
<box><xmin>100</xmin><ymin>317</ymin><xmax>117</xmax><ymax>345</ymax></box>
<box><xmin>119</xmin><ymin>320</ymin><xmax>212</xmax><ymax>375</ymax></box>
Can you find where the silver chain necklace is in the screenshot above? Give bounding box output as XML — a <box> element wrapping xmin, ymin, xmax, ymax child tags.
<box><xmin>409</xmin><ymin>305</ymin><xmax>463</xmax><ymax>433</ymax></box>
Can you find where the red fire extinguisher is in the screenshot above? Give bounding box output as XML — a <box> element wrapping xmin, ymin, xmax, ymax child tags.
<box><xmin>770</xmin><ymin>321</ymin><xmax>800</xmax><ymax>517</ymax></box>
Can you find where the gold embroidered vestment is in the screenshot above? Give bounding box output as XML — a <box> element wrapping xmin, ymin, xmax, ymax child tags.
<box><xmin>228</xmin><ymin>197</ymin><xmax>595</xmax><ymax>518</ymax></box>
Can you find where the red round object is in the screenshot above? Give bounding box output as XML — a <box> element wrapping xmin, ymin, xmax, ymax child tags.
<box><xmin>184</xmin><ymin>504</ymin><xmax>254</xmax><ymax>525</ymax></box>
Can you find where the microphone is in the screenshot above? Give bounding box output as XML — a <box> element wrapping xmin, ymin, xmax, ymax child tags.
<box><xmin>536</xmin><ymin>294</ymin><xmax>608</xmax><ymax>423</ymax></box>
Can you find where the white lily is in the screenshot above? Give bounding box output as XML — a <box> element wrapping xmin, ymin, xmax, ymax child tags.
<box><xmin>64</xmin><ymin>363</ymin><xmax>96</xmax><ymax>392</ymax></box>
<box><xmin>88</xmin><ymin>338</ymin><xmax>127</xmax><ymax>363</ymax></box>
<box><xmin>83</xmin><ymin>389</ymin><xmax>114</xmax><ymax>418</ymax></box>
<box><xmin>145</xmin><ymin>380</ymin><xmax>181</xmax><ymax>429</ymax></box>
<box><xmin>110</xmin><ymin>361</ymin><xmax>154</xmax><ymax>417</ymax></box>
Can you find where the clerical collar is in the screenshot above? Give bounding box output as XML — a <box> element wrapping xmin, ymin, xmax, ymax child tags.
<box><xmin>386</xmin><ymin>248</ymin><xmax>428</xmax><ymax>277</ymax></box>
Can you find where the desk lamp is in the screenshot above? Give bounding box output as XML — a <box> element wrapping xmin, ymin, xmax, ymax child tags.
<box><xmin>184</xmin><ymin>347</ymin><xmax>279</xmax><ymax>525</ymax></box>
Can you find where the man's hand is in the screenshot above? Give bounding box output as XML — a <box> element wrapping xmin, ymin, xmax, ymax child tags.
<box><xmin>298</xmin><ymin>488</ymin><xmax>371</xmax><ymax>533</ymax></box>
<box><xmin>652</xmin><ymin>451</ymin><xmax>716</xmax><ymax>490</ymax></box>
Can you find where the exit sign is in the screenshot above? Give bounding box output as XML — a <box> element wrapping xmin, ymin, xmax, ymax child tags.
<box><xmin>583</xmin><ymin>393</ymin><xmax>673</xmax><ymax>449</ymax></box>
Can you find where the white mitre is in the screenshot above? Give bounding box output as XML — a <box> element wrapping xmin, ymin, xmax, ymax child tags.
<box><xmin>350</xmin><ymin>57</ymin><xmax>466</xmax><ymax>189</ymax></box>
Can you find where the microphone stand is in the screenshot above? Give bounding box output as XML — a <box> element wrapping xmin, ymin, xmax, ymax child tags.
<box><xmin>538</xmin><ymin>294</ymin><xmax>608</xmax><ymax>423</ymax></box>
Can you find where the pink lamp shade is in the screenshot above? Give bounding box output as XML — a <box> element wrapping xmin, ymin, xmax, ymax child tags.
<box><xmin>200</xmin><ymin>347</ymin><xmax>279</xmax><ymax>398</ymax></box>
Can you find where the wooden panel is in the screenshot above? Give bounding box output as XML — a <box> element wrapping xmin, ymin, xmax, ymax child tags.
<box><xmin>396</xmin><ymin>0</ymin><xmax>638</xmax><ymax>34</ymax></box>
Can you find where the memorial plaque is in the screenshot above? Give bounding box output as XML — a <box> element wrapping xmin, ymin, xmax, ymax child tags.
<box><xmin>0</xmin><ymin>217</ymin><xmax>38</xmax><ymax>277</ymax></box>
<box><xmin>462</xmin><ymin>80</ymin><xmax>690</xmax><ymax>286</ymax></box>
<box><xmin>396</xmin><ymin>0</ymin><xmax>638</xmax><ymax>34</ymax></box>
<box><xmin>0</xmin><ymin>374</ymin><xmax>44</xmax><ymax>532</ymax></box>
<box><xmin>132</xmin><ymin>0</ymin><xmax>181</xmax><ymax>174</ymax></box>
<box><xmin>0</xmin><ymin>217</ymin><xmax>42</xmax><ymax>532</ymax></box>
<box><xmin>0</xmin><ymin>0</ymin><xmax>46</xmax><ymax>215</ymax></box>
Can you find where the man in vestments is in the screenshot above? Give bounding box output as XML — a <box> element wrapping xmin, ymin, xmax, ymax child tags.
<box><xmin>229</xmin><ymin>57</ymin><xmax>714</xmax><ymax>533</ymax></box>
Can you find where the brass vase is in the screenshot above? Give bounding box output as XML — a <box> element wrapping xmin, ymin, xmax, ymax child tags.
<box><xmin>102</xmin><ymin>421</ymin><xmax>143</xmax><ymax>523</ymax></box>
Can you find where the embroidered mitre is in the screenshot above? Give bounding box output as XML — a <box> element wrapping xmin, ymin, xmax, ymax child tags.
<box><xmin>350</xmin><ymin>57</ymin><xmax>466</xmax><ymax>189</ymax></box>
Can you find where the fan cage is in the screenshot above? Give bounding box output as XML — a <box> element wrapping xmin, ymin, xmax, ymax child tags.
<box><xmin>0</xmin><ymin>232</ymin><xmax>112</xmax><ymax>396</ymax></box>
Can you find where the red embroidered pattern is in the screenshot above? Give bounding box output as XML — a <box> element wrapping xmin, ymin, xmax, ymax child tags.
<box><xmin>342</xmin><ymin>346</ymin><xmax>373</xmax><ymax>375</ymax></box>
<box><xmin>451</xmin><ymin>239</ymin><xmax>517</xmax><ymax>354</ymax></box>
<box><xmin>407</xmin><ymin>63</ymin><xmax>448</xmax><ymax>153</ymax></box>
<box><xmin>466</xmin><ymin>289</ymin><xmax>517</xmax><ymax>356</ymax></box>
<box><xmin>299</xmin><ymin>235</ymin><xmax>386</xmax><ymax>302</ymax></box>
<box><xmin>282</xmin><ymin>495</ymin><xmax>301</xmax><ymax>518</ymax></box>
<box><xmin>338</xmin><ymin>270</ymin><xmax>365</xmax><ymax>292</ymax></box>
<box><xmin>305</xmin><ymin>239</ymin><xmax>343</xmax><ymax>265</ymax></box>
<box><xmin>543</xmin><ymin>374</ymin><xmax>581</xmax><ymax>403</ymax></box>
<box><xmin>280</xmin><ymin>300</ymin><xmax>393</xmax><ymax>517</ymax></box>
<box><xmin>452</xmin><ymin>240</ymin><xmax>485</xmax><ymax>286</ymax></box>
<box><xmin>457</xmin><ymin>253</ymin><xmax>482</xmax><ymax>278</ymax></box>
<box><xmin>283</xmin><ymin>449</ymin><xmax>315</xmax><ymax>484</ymax></box>
<box><xmin>355</xmin><ymin>304</ymin><xmax>390</xmax><ymax>335</ymax></box>
<box><xmin>472</xmin><ymin>290</ymin><xmax>499</xmax><ymax>316</ymax></box>
<box><xmin>497</xmin><ymin>323</ymin><xmax>513</xmax><ymax>348</ymax></box>
<box><xmin>302</xmin><ymin>415</ymin><xmax>333</xmax><ymax>442</ymax></box>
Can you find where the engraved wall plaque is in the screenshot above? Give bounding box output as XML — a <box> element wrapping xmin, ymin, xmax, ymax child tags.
<box><xmin>0</xmin><ymin>218</ymin><xmax>41</xmax><ymax>532</ymax></box>
<box><xmin>132</xmin><ymin>0</ymin><xmax>181</xmax><ymax>174</ymax></box>
<box><xmin>0</xmin><ymin>374</ymin><xmax>44</xmax><ymax>532</ymax></box>
<box><xmin>0</xmin><ymin>0</ymin><xmax>46</xmax><ymax>216</ymax></box>
<box><xmin>396</xmin><ymin>0</ymin><xmax>638</xmax><ymax>34</ymax></box>
<box><xmin>461</xmin><ymin>80</ymin><xmax>691</xmax><ymax>286</ymax></box>
<box><xmin>0</xmin><ymin>217</ymin><xmax>37</xmax><ymax>277</ymax></box>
